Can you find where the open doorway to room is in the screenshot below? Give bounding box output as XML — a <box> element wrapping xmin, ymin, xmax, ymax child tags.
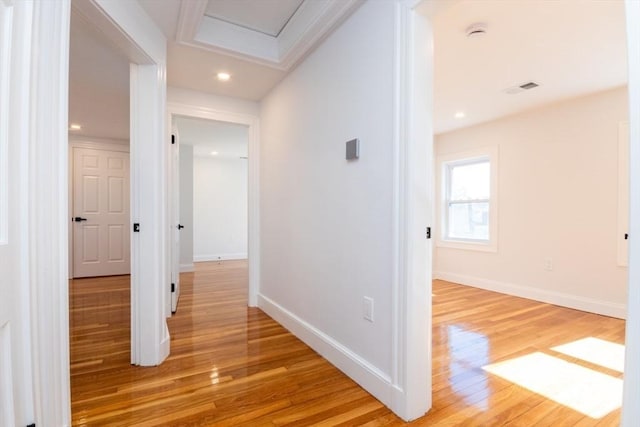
<box><xmin>167</xmin><ymin>104</ymin><xmax>260</xmax><ymax>311</ymax></box>
<box><xmin>172</xmin><ymin>116</ymin><xmax>250</xmax><ymax>311</ymax></box>
<box><xmin>419</xmin><ymin>0</ymin><xmax>630</xmax><ymax>423</ymax></box>
<box><xmin>68</xmin><ymin>9</ymin><xmax>131</xmax><ymax>280</ymax></box>
<box><xmin>67</xmin><ymin>4</ymin><xmax>134</xmax><ymax>400</ymax></box>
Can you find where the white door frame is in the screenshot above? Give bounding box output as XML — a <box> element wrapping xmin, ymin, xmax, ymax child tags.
<box><xmin>71</xmin><ymin>0</ymin><xmax>170</xmax><ymax>367</ymax></box>
<box><xmin>167</xmin><ymin>102</ymin><xmax>261</xmax><ymax>308</ymax></box>
<box><xmin>622</xmin><ymin>1</ymin><xmax>640</xmax><ymax>424</ymax></box>
<box><xmin>388</xmin><ymin>0</ymin><xmax>432</xmax><ymax>420</ymax></box>
<box><xmin>19</xmin><ymin>1</ymin><xmax>72</xmax><ymax>423</ymax></box>
<box><xmin>17</xmin><ymin>0</ymin><xmax>169</xmax><ymax>423</ymax></box>
<box><xmin>394</xmin><ymin>0</ymin><xmax>640</xmax><ymax>422</ymax></box>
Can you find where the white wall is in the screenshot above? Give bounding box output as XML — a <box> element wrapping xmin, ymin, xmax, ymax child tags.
<box><xmin>179</xmin><ymin>144</ymin><xmax>194</xmax><ymax>270</ymax></box>
<box><xmin>259</xmin><ymin>0</ymin><xmax>396</xmax><ymax>403</ymax></box>
<box><xmin>168</xmin><ymin>86</ymin><xmax>260</xmax><ymax>117</ymax></box>
<box><xmin>434</xmin><ymin>87</ymin><xmax>629</xmax><ymax>317</ymax></box>
<box><xmin>193</xmin><ymin>156</ymin><xmax>248</xmax><ymax>261</ymax></box>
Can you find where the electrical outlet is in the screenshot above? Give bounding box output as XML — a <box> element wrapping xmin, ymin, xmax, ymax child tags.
<box><xmin>363</xmin><ymin>297</ymin><xmax>374</xmax><ymax>322</ymax></box>
<box><xmin>544</xmin><ymin>257</ymin><xmax>553</xmax><ymax>271</ymax></box>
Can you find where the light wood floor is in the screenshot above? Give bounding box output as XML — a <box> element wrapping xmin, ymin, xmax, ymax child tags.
<box><xmin>70</xmin><ymin>261</ymin><xmax>625</xmax><ymax>426</ymax></box>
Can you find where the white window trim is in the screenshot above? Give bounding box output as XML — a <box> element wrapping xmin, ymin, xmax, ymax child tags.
<box><xmin>436</xmin><ymin>146</ymin><xmax>498</xmax><ymax>252</ymax></box>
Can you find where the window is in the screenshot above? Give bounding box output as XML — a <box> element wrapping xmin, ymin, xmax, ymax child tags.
<box><xmin>438</xmin><ymin>148</ymin><xmax>498</xmax><ymax>252</ymax></box>
<box><xmin>445</xmin><ymin>158</ymin><xmax>490</xmax><ymax>241</ymax></box>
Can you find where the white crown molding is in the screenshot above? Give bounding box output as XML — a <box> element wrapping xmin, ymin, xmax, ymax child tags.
<box><xmin>277</xmin><ymin>0</ymin><xmax>363</xmax><ymax>70</ymax></box>
<box><xmin>175</xmin><ymin>0</ymin><xmax>207</xmax><ymax>42</ymax></box>
<box><xmin>175</xmin><ymin>0</ymin><xmax>364</xmax><ymax>71</ymax></box>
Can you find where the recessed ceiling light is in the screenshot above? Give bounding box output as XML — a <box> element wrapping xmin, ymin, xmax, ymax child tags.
<box><xmin>69</xmin><ymin>123</ymin><xmax>82</xmax><ymax>130</ymax></box>
<box><xmin>211</xmin><ymin>151</ymin><xmax>218</xmax><ymax>156</ymax></box>
<box><xmin>454</xmin><ymin>111</ymin><xmax>465</xmax><ymax>119</ymax></box>
<box><xmin>216</xmin><ymin>72</ymin><xmax>231</xmax><ymax>82</ymax></box>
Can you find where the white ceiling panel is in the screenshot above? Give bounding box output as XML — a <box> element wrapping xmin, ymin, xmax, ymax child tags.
<box><xmin>205</xmin><ymin>0</ymin><xmax>304</xmax><ymax>36</ymax></box>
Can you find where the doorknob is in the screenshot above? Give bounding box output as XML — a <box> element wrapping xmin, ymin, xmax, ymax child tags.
<box><xmin>177</xmin><ymin>224</ymin><xmax>185</xmax><ymax>230</ymax></box>
<box><xmin>73</xmin><ymin>217</ymin><xmax>88</xmax><ymax>222</ymax></box>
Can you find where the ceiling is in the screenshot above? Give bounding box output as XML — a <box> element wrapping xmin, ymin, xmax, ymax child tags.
<box><xmin>175</xmin><ymin>116</ymin><xmax>248</xmax><ymax>158</ymax></box>
<box><xmin>69</xmin><ymin>0</ymin><xmax>628</xmax><ymax>141</ymax></box>
<box><xmin>138</xmin><ymin>0</ymin><xmax>360</xmax><ymax>100</ymax></box>
<box><xmin>68</xmin><ymin>9</ymin><xmax>130</xmax><ymax>140</ymax></box>
<box><xmin>432</xmin><ymin>0</ymin><xmax>627</xmax><ymax>134</ymax></box>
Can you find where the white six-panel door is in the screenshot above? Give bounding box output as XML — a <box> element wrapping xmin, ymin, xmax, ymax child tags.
<box><xmin>72</xmin><ymin>147</ymin><xmax>130</xmax><ymax>277</ymax></box>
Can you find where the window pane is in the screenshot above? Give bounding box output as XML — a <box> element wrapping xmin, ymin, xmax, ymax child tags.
<box><xmin>450</xmin><ymin>161</ymin><xmax>489</xmax><ymax>201</ymax></box>
<box><xmin>448</xmin><ymin>202</ymin><xmax>489</xmax><ymax>240</ymax></box>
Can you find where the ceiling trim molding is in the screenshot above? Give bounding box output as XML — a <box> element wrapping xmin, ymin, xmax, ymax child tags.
<box><xmin>194</xmin><ymin>15</ymin><xmax>279</xmax><ymax>62</ymax></box>
<box><xmin>176</xmin><ymin>0</ymin><xmax>364</xmax><ymax>71</ymax></box>
<box><xmin>278</xmin><ymin>0</ymin><xmax>364</xmax><ymax>70</ymax></box>
<box><xmin>175</xmin><ymin>0</ymin><xmax>208</xmax><ymax>42</ymax></box>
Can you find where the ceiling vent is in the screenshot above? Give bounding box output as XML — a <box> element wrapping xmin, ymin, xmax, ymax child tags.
<box><xmin>466</xmin><ymin>23</ymin><xmax>488</xmax><ymax>38</ymax></box>
<box><xmin>505</xmin><ymin>81</ymin><xmax>540</xmax><ymax>94</ymax></box>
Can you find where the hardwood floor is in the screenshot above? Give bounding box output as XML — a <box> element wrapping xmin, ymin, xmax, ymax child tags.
<box><xmin>70</xmin><ymin>261</ymin><xmax>625</xmax><ymax>426</ymax></box>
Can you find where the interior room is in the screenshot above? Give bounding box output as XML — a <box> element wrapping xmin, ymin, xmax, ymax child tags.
<box><xmin>174</xmin><ymin>116</ymin><xmax>249</xmax><ymax>269</ymax></box>
<box><xmin>432</xmin><ymin>0</ymin><xmax>628</xmax><ymax>316</ymax></box>
<box><xmin>3</xmin><ymin>0</ymin><xmax>639</xmax><ymax>425</ymax></box>
<box><xmin>66</xmin><ymin>0</ymin><xmax>632</xmax><ymax>424</ymax></box>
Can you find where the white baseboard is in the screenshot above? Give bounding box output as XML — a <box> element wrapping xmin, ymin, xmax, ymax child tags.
<box><xmin>180</xmin><ymin>263</ymin><xmax>194</xmax><ymax>272</ymax></box>
<box><xmin>257</xmin><ymin>293</ymin><xmax>395</xmax><ymax>409</ymax></box>
<box><xmin>434</xmin><ymin>271</ymin><xmax>627</xmax><ymax>319</ymax></box>
<box><xmin>193</xmin><ymin>253</ymin><xmax>247</xmax><ymax>262</ymax></box>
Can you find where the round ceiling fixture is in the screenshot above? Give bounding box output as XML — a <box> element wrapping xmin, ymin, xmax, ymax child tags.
<box><xmin>465</xmin><ymin>23</ymin><xmax>488</xmax><ymax>38</ymax></box>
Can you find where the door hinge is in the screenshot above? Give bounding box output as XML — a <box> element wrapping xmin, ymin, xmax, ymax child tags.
<box><xmin>171</xmin><ymin>134</ymin><xmax>175</xmax><ymax>145</ymax></box>
<box><xmin>426</xmin><ymin>227</ymin><xmax>431</xmax><ymax>239</ymax></box>
<box><xmin>625</xmin><ymin>233</ymin><xmax>629</xmax><ymax>240</ymax></box>
<box><xmin>171</xmin><ymin>283</ymin><xmax>175</xmax><ymax>292</ymax></box>
<box><xmin>133</xmin><ymin>223</ymin><xmax>140</xmax><ymax>232</ymax></box>
<box><xmin>27</xmin><ymin>424</ymin><xmax>36</xmax><ymax>427</ymax></box>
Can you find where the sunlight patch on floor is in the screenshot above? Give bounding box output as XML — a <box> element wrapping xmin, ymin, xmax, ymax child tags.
<box><xmin>552</xmin><ymin>337</ymin><xmax>625</xmax><ymax>373</ymax></box>
<box><xmin>483</xmin><ymin>352</ymin><xmax>622</xmax><ymax>419</ymax></box>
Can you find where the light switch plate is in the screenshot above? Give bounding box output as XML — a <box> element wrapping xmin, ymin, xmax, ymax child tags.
<box><xmin>346</xmin><ymin>138</ymin><xmax>359</xmax><ymax>160</ymax></box>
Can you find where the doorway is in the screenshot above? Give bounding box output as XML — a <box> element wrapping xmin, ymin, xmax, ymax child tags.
<box><xmin>393</xmin><ymin>0</ymin><xmax>640</xmax><ymax>423</ymax></box>
<box><xmin>168</xmin><ymin>104</ymin><xmax>260</xmax><ymax>309</ymax></box>
<box><xmin>67</xmin><ymin>4</ymin><xmax>132</xmax><ymax>279</ymax></box>
<box><xmin>176</xmin><ymin>116</ymin><xmax>249</xmax><ymax>262</ymax></box>
<box><xmin>68</xmin><ymin>0</ymin><xmax>171</xmax><ymax>370</ymax></box>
